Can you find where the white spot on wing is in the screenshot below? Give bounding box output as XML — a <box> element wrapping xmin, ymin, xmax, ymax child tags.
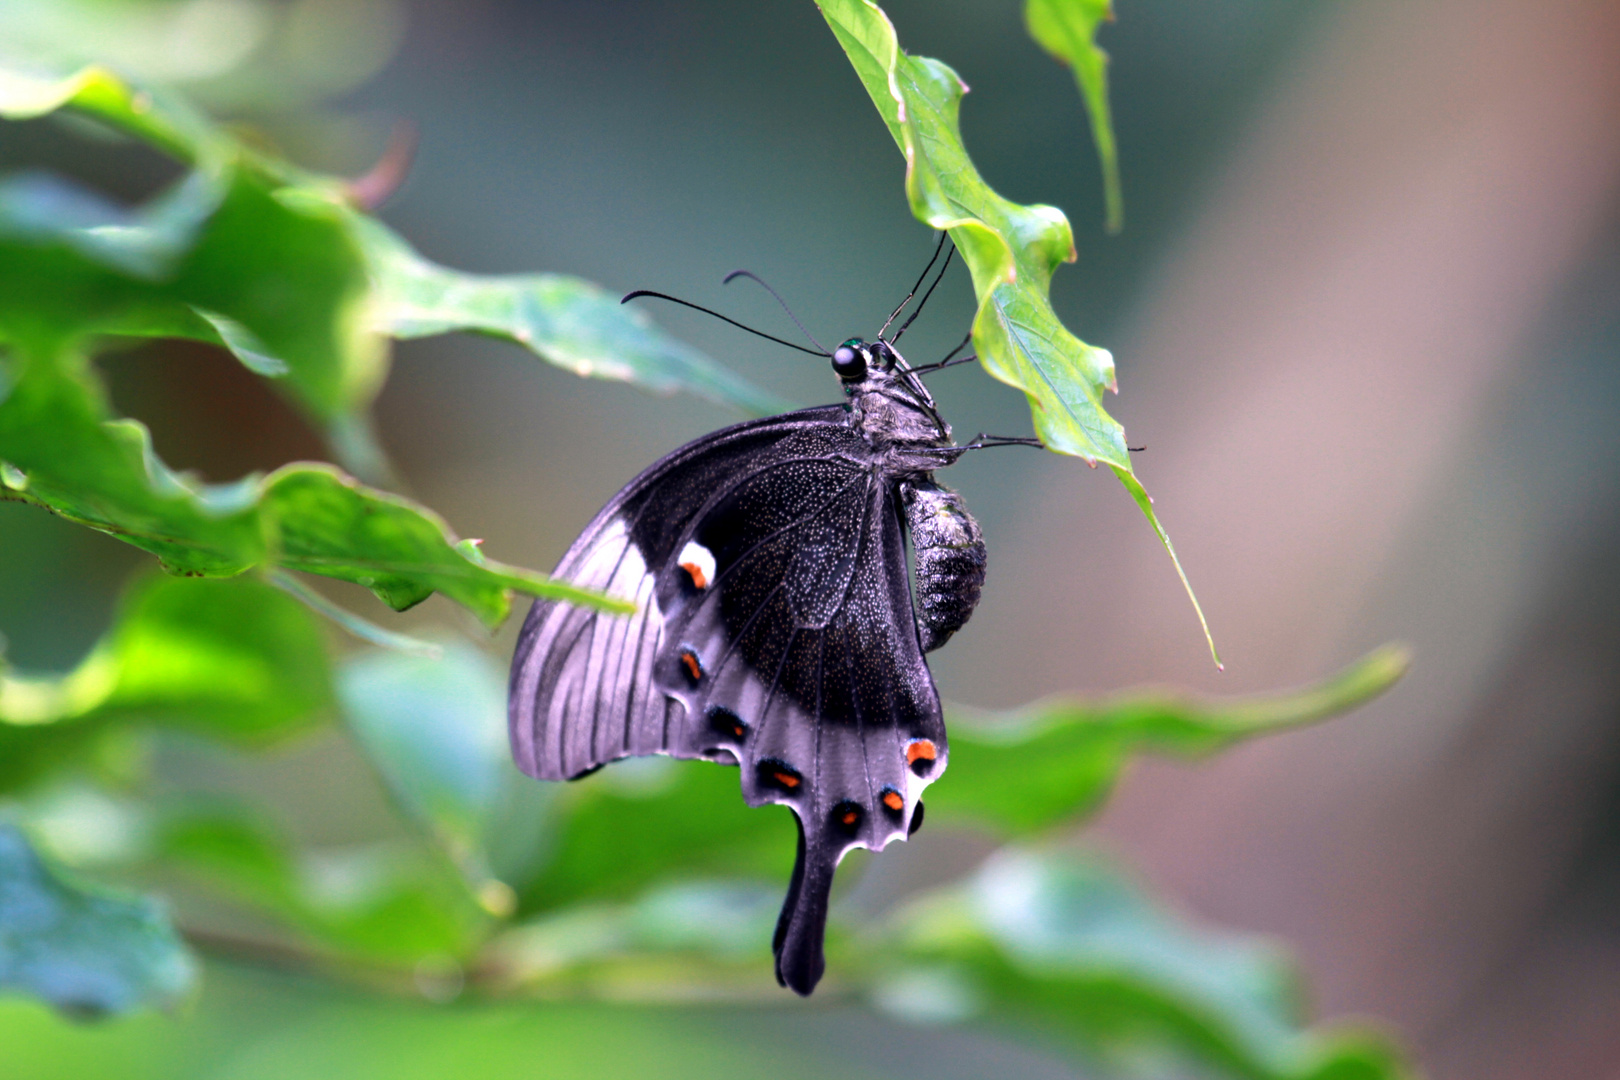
<box><xmin>676</xmin><ymin>539</ymin><xmax>716</xmax><ymax>590</ymax></box>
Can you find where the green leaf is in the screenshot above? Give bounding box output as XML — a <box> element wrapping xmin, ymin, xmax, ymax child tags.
<box><xmin>0</xmin><ymin>66</ymin><xmax>211</xmax><ymax>163</ymax></box>
<box><xmin>0</xmin><ymin>354</ymin><xmax>265</xmax><ymax>575</ymax></box>
<box><xmin>0</xmin><ymin>63</ymin><xmax>780</xmax><ymax>423</ymax></box>
<box><xmin>0</xmin><ymin>575</ymin><xmax>334</xmax><ymax>791</ymax></box>
<box><xmin>932</xmin><ymin>645</ymin><xmax>1410</xmax><ymax>835</ymax></box>
<box><xmin>516</xmin><ymin>649</ymin><xmax>1407</xmax><ymax>917</ymax></box>
<box><xmin>352</xmin><ymin>214</ymin><xmax>790</xmax><ymax>417</ymax></box>
<box><xmin>336</xmin><ymin>644</ymin><xmax>511</xmax><ymax>886</ymax></box>
<box><xmin>0</xmin><ymin>67</ymin><xmax>383</xmax><ymax>429</ymax></box>
<box><xmin>1024</xmin><ymin>0</ymin><xmax>1122</xmax><ymax>233</ymax></box>
<box><xmin>261</xmin><ymin>463</ymin><xmax>622</xmax><ymax>625</ymax></box>
<box><xmin>154</xmin><ymin>805</ymin><xmax>487</xmax><ymax>964</ymax></box>
<box><xmin>0</xmin><ymin>824</ymin><xmax>195</xmax><ymax>1017</ymax></box>
<box><xmin>887</xmin><ymin>850</ymin><xmax>1410</xmax><ymax>1080</ymax></box>
<box><xmin>0</xmin><ymin>355</ymin><xmax>624</xmax><ymax>624</ymax></box>
<box><xmin>520</xmin><ymin>761</ymin><xmax>792</xmax><ymax>915</ymax></box>
<box><xmin>266</xmin><ymin>571</ymin><xmax>442</xmax><ymax>658</ymax></box>
<box><xmin>817</xmin><ymin>0</ymin><xmax>1216</xmax><ymax>664</ymax></box>
<box><xmin>482</xmin><ymin>878</ymin><xmax>785</xmax><ymax>994</ymax></box>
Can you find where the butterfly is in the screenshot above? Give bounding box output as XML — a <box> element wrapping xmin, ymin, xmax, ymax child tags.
<box><xmin>508</xmin><ymin>243</ymin><xmax>1027</xmax><ymax>995</ymax></box>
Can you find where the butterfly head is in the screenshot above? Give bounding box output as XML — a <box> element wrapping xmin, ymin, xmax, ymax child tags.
<box><xmin>835</xmin><ymin>338</ymin><xmax>950</xmax><ymax>449</ymax></box>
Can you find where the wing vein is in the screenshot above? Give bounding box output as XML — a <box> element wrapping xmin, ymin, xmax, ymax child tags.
<box><xmin>757</xmin><ymin>626</ymin><xmax>800</xmax><ymax>757</ymax></box>
<box><xmin>710</xmin><ymin>580</ymin><xmax>788</xmax><ymax>682</ymax></box>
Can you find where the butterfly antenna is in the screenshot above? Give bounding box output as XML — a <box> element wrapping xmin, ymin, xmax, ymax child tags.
<box><xmin>878</xmin><ymin>231</ymin><xmax>948</xmax><ymax>340</ymax></box>
<box><xmin>889</xmin><ymin>241</ymin><xmax>955</xmax><ymax>345</ymax></box>
<box><xmin>722</xmin><ymin>270</ymin><xmax>830</xmax><ymax>355</ymax></box>
<box><xmin>621</xmin><ymin>290</ymin><xmax>828</xmax><ymax>356</ymax></box>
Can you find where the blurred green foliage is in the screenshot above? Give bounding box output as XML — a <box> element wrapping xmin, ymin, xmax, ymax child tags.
<box><xmin>0</xmin><ymin>3</ymin><xmax>1416</xmax><ymax>1078</ymax></box>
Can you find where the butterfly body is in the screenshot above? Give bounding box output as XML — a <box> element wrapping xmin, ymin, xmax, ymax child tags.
<box><xmin>509</xmin><ymin>337</ymin><xmax>984</xmax><ymax>994</ymax></box>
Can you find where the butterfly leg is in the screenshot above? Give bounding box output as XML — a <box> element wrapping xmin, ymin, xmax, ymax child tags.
<box><xmin>961</xmin><ymin>433</ymin><xmax>1045</xmax><ymax>450</ymax></box>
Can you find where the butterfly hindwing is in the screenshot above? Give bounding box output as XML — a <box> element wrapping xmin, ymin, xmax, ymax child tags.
<box><xmin>509</xmin><ymin>406</ymin><xmax>948</xmax><ymax>994</ymax></box>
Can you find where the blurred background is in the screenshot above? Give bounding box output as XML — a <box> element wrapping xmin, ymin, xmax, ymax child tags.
<box><xmin>3</xmin><ymin>0</ymin><xmax>1620</xmax><ymax>1077</ymax></box>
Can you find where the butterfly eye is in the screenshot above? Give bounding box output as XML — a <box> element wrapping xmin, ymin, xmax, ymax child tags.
<box><xmin>832</xmin><ymin>340</ymin><xmax>866</xmax><ymax>381</ymax></box>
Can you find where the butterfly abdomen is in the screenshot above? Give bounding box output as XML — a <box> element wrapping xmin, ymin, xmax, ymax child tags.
<box><xmin>903</xmin><ymin>480</ymin><xmax>986</xmax><ymax>653</ymax></box>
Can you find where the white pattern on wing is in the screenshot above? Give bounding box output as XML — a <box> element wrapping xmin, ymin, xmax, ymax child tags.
<box><xmin>676</xmin><ymin>539</ymin><xmax>716</xmax><ymax>590</ymax></box>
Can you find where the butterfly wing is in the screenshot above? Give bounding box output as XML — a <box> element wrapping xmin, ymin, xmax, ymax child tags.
<box><xmin>508</xmin><ymin>408</ymin><xmax>841</xmax><ymax>782</ymax></box>
<box><xmin>508</xmin><ymin>406</ymin><xmax>948</xmax><ymax>995</ymax></box>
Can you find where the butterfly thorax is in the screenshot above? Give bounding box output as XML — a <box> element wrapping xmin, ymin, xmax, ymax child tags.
<box><xmin>842</xmin><ymin>359</ymin><xmax>952</xmax><ymax>470</ymax></box>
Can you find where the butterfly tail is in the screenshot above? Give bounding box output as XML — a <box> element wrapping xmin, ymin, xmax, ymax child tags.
<box><xmin>772</xmin><ymin>812</ymin><xmax>839</xmax><ymax>996</ymax></box>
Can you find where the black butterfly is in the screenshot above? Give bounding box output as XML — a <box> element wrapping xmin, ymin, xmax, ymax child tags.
<box><xmin>509</xmin><ymin>251</ymin><xmax>1020</xmax><ymax>995</ymax></box>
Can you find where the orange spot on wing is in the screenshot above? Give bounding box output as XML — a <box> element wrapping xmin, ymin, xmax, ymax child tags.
<box><xmin>773</xmin><ymin>771</ymin><xmax>800</xmax><ymax>789</ymax></box>
<box><xmin>882</xmin><ymin>790</ymin><xmax>904</xmax><ymax>811</ymax></box>
<box><xmin>680</xmin><ymin>650</ymin><xmax>702</xmax><ymax>682</ymax></box>
<box><xmin>906</xmin><ymin>740</ymin><xmax>937</xmax><ymax>764</ymax></box>
<box><xmin>680</xmin><ymin>561</ymin><xmax>708</xmax><ymax>590</ymax></box>
<box><xmin>841</xmin><ymin>809</ymin><xmax>858</xmax><ymax>826</ymax></box>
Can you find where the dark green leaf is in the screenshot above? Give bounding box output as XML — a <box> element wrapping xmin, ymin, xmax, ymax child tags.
<box><xmin>886</xmin><ymin>850</ymin><xmax>1410</xmax><ymax>1080</ymax></box>
<box><xmin>0</xmin><ymin>63</ymin><xmax>779</xmax><ymax>422</ymax></box>
<box><xmin>0</xmin><ymin>70</ymin><xmax>381</xmax><ymax>428</ymax></box>
<box><xmin>352</xmin><ymin>215</ymin><xmax>789</xmax><ymax>416</ymax></box>
<box><xmin>261</xmin><ymin>463</ymin><xmax>621</xmax><ymax>625</ymax></box>
<box><xmin>0</xmin><ymin>357</ymin><xmax>624</xmax><ymax>623</ymax></box>
<box><xmin>817</xmin><ymin>0</ymin><xmax>1216</xmax><ymax>663</ymax></box>
<box><xmin>932</xmin><ymin>645</ymin><xmax>1410</xmax><ymax>835</ymax></box>
<box><xmin>0</xmin><ymin>824</ymin><xmax>194</xmax><ymax>1017</ymax></box>
<box><xmin>0</xmin><ymin>356</ymin><xmax>265</xmax><ymax>574</ymax></box>
<box><xmin>1024</xmin><ymin>0</ymin><xmax>1122</xmax><ymax>232</ymax></box>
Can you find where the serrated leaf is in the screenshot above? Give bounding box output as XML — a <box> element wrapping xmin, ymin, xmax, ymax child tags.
<box><xmin>0</xmin><ymin>355</ymin><xmax>622</xmax><ymax>625</ymax></box>
<box><xmin>0</xmin><ymin>63</ymin><xmax>778</xmax><ymax>423</ymax></box>
<box><xmin>1024</xmin><ymin>0</ymin><xmax>1122</xmax><ymax>232</ymax></box>
<box><xmin>0</xmin><ymin>355</ymin><xmax>266</xmax><ymax>574</ymax></box>
<box><xmin>0</xmin><ymin>67</ymin><xmax>382</xmax><ymax>428</ymax></box>
<box><xmin>0</xmin><ymin>824</ymin><xmax>194</xmax><ymax>1017</ymax></box>
<box><xmin>817</xmin><ymin>0</ymin><xmax>1217</xmax><ymax>663</ymax></box>
<box><xmin>932</xmin><ymin>645</ymin><xmax>1409</xmax><ymax>835</ymax></box>
<box><xmin>888</xmin><ymin>850</ymin><xmax>1410</xmax><ymax>1080</ymax></box>
<box><xmin>352</xmin><ymin>214</ymin><xmax>788</xmax><ymax>416</ymax></box>
<box><xmin>260</xmin><ymin>463</ymin><xmax>619</xmax><ymax>625</ymax></box>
